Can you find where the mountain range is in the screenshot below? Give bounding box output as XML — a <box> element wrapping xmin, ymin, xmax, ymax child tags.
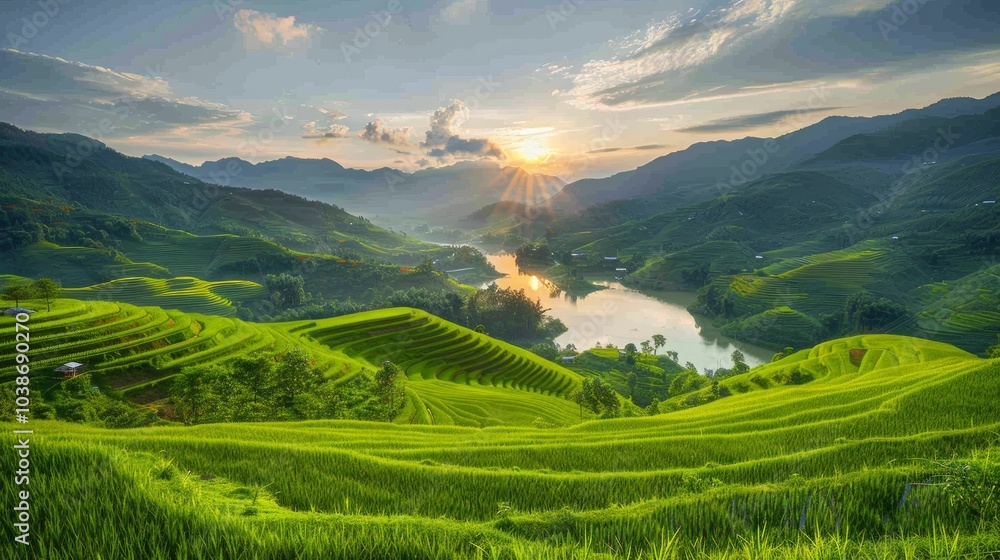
<box><xmin>144</xmin><ymin>154</ymin><xmax>565</xmax><ymax>225</ymax></box>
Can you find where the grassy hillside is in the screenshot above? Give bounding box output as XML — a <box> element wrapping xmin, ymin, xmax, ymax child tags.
<box><xmin>0</xmin><ymin>268</ymin><xmax>270</xmax><ymax>318</ymax></box>
<box><xmin>542</xmin><ymin>154</ymin><xmax>1000</xmax><ymax>352</ymax></box>
<box><xmin>3</xmin><ymin>334</ymin><xmax>999</xmax><ymax>558</ymax></box>
<box><xmin>0</xmin><ymin>123</ymin><xmax>430</xmax><ymax>259</ymax></box>
<box><xmin>0</xmin><ymin>300</ymin><xmax>580</xmax><ymax>427</ymax></box>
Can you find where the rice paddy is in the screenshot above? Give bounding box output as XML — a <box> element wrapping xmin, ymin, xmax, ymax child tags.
<box><xmin>0</xmin><ymin>300</ymin><xmax>581</xmax><ymax>426</ymax></box>
<box><xmin>2</xmin><ymin>323</ymin><xmax>999</xmax><ymax>558</ymax></box>
<box><xmin>63</xmin><ymin>277</ymin><xmax>268</xmax><ymax>316</ymax></box>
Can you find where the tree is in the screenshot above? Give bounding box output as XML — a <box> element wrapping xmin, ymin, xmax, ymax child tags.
<box><xmin>372</xmin><ymin>360</ymin><xmax>406</xmax><ymax>420</ymax></box>
<box><xmin>651</xmin><ymin>334</ymin><xmax>666</xmax><ymax>354</ymax></box>
<box><xmin>275</xmin><ymin>349</ymin><xmax>322</xmax><ymax>412</ymax></box>
<box><xmin>666</xmin><ymin>350</ymin><xmax>679</xmax><ymax>362</ymax></box>
<box><xmin>265</xmin><ymin>273</ymin><xmax>307</xmax><ymax>309</ymax></box>
<box><xmin>844</xmin><ymin>291</ymin><xmax>908</xmax><ymax>333</ymax></box>
<box><xmin>415</xmin><ymin>258</ymin><xmax>436</xmax><ymax>274</ymax></box>
<box><xmin>530</xmin><ymin>342</ymin><xmax>559</xmax><ymax>361</ymax></box>
<box><xmin>640</xmin><ymin>340</ymin><xmax>653</xmax><ymax>355</ymax></box>
<box><xmin>623</xmin><ymin>343</ymin><xmax>638</xmax><ymax>356</ymax></box>
<box><xmin>626</xmin><ymin>371</ymin><xmax>638</xmax><ymax>398</ymax></box>
<box><xmin>230</xmin><ymin>354</ymin><xmax>277</xmax><ymax>409</ymax></box>
<box><xmin>771</xmin><ymin>346</ymin><xmax>796</xmax><ymax>362</ymax></box>
<box><xmin>646</xmin><ymin>397</ymin><xmax>660</xmax><ymax>416</ymax></box>
<box><xmin>172</xmin><ymin>367</ymin><xmax>218</xmax><ymax>424</ymax></box>
<box><xmin>989</xmin><ymin>335</ymin><xmax>1000</xmax><ymax>359</ymax></box>
<box><xmin>684</xmin><ymin>361</ymin><xmax>697</xmax><ymax>372</ymax></box>
<box><xmin>31</xmin><ymin>277</ymin><xmax>62</xmax><ymax>312</ymax></box>
<box><xmin>572</xmin><ymin>389</ymin><xmax>585</xmax><ymax>420</ymax></box>
<box><xmin>2</xmin><ymin>282</ymin><xmax>35</xmax><ymax>308</ymax></box>
<box><xmin>580</xmin><ymin>378</ymin><xmax>620</xmax><ymax>418</ymax></box>
<box><xmin>730</xmin><ymin>349</ymin><xmax>750</xmax><ymax>375</ymax></box>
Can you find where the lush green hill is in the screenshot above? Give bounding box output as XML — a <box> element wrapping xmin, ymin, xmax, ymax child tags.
<box><xmin>3</xmin><ymin>334</ymin><xmax>999</xmax><ymax>558</ymax></box>
<box><xmin>541</xmin><ymin>153</ymin><xmax>1000</xmax><ymax>352</ymax></box>
<box><xmin>0</xmin><ymin>300</ymin><xmax>581</xmax><ymax>427</ymax></box>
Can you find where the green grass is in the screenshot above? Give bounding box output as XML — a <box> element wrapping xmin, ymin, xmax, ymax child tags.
<box><xmin>0</xmin><ymin>300</ymin><xmax>581</xmax><ymax>426</ymax></box>
<box><xmin>63</xmin><ymin>277</ymin><xmax>268</xmax><ymax>316</ymax></box>
<box><xmin>2</xmin><ymin>332</ymin><xmax>1000</xmax><ymax>558</ymax></box>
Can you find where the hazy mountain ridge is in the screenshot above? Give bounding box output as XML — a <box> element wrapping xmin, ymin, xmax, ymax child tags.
<box><xmin>549</xmin><ymin>92</ymin><xmax>1000</xmax><ymax>214</ymax></box>
<box><xmin>144</xmin><ymin>154</ymin><xmax>565</xmax><ymax>224</ymax></box>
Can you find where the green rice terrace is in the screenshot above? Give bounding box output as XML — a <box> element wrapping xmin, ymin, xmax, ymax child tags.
<box><xmin>2</xmin><ymin>299</ymin><xmax>1000</xmax><ymax>558</ymax></box>
<box><xmin>0</xmin><ymin>299</ymin><xmax>582</xmax><ymax>427</ymax></box>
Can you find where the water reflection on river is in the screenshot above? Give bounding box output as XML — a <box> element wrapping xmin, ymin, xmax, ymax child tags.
<box><xmin>483</xmin><ymin>254</ymin><xmax>773</xmax><ymax>370</ymax></box>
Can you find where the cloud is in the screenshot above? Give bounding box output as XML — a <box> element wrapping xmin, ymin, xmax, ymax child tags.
<box><xmin>423</xmin><ymin>100</ymin><xmax>470</xmax><ymax>148</ymax></box>
<box><xmin>234</xmin><ymin>10</ymin><xmax>321</xmax><ymax>49</ymax></box>
<box><xmin>0</xmin><ymin>49</ymin><xmax>242</xmax><ymax>136</ymax></box>
<box><xmin>301</xmin><ymin>121</ymin><xmax>350</xmax><ymax>138</ymax></box>
<box><xmin>427</xmin><ymin>136</ymin><xmax>504</xmax><ymax>159</ymax></box>
<box><xmin>440</xmin><ymin>0</ymin><xmax>487</xmax><ymax>25</ymax></box>
<box><xmin>557</xmin><ymin>0</ymin><xmax>1000</xmax><ymax>110</ymax></box>
<box><xmin>677</xmin><ymin>107</ymin><xmax>842</xmax><ymax>133</ymax></box>
<box><xmin>421</xmin><ymin>100</ymin><xmax>505</xmax><ymax>160</ymax></box>
<box><xmin>316</xmin><ymin>107</ymin><xmax>347</xmax><ymax>120</ymax></box>
<box><xmin>586</xmin><ymin>144</ymin><xmax>667</xmax><ymax>154</ymax></box>
<box><xmin>416</xmin><ymin>158</ymin><xmax>430</xmax><ymax>167</ymax></box>
<box><xmin>358</xmin><ymin>119</ymin><xmax>414</xmax><ymax>145</ymax></box>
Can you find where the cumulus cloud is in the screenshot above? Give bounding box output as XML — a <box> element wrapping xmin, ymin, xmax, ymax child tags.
<box><xmin>358</xmin><ymin>119</ymin><xmax>414</xmax><ymax>145</ymax></box>
<box><xmin>301</xmin><ymin>121</ymin><xmax>350</xmax><ymax>138</ymax></box>
<box><xmin>557</xmin><ymin>0</ymin><xmax>1000</xmax><ymax>110</ymax></box>
<box><xmin>421</xmin><ymin>100</ymin><xmax>505</xmax><ymax>161</ymax></box>
<box><xmin>234</xmin><ymin>10</ymin><xmax>321</xmax><ymax>49</ymax></box>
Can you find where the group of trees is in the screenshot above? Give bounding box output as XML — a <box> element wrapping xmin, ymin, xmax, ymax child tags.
<box><xmin>467</xmin><ymin>284</ymin><xmax>567</xmax><ymax>343</ymax></box>
<box><xmin>171</xmin><ymin>350</ymin><xmax>407</xmax><ymax>425</ymax></box>
<box><xmin>268</xmin><ymin>284</ymin><xmax>562</xmax><ymax>346</ymax></box>
<box><xmin>514</xmin><ymin>240</ymin><xmax>554</xmax><ymax>266</ymax></box>
<box><xmin>816</xmin><ymin>290</ymin><xmax>910</xmax><ymax>341</ymax></box>
<box><xmin>2</xmin><ymin>277</ymin><xmax>63</xmax><ymax>311</ymax></box>
<box><xmin>573</xmin><ymin>378</ymin><xmax>620</xmax><ymax>419</ymax></box>
<box><xmin>264</xmin><ymin>273</ymin><xmax>307</xmax><ymax>310</ymax></box>
<box><xmin>0</xmin><ymin>373</ymin><xmax>157</xmax><ymax>428</ymax></box>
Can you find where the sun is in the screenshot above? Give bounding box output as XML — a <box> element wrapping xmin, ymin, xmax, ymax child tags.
<box><xmin>516</xmin><ymin>138</ymin><xmax>551</xmax><ymax>164</ymax></box>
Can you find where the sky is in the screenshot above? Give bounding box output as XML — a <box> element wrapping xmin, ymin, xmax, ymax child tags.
<box><xmin>1</xmin><ymin>0</ymin><xmax>999</xmax><ymax>181</ymax></box>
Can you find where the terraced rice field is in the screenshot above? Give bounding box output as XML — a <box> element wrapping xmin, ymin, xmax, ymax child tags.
<box><xmin>15</xmin><ymin>242</ymin><xmax>171</xmax><ymax>284</ymax></box>
<box><xmin>633</xmin><ymin>241</ymin><xmax>756</xmax><ymax>285</ymax></box>
<box><xmin>911</xmin><ymin>265</ymin><xmax>1000</xmax><ymax>353</ymax></box>
<box><xmin>64</xmin><ymin>277</ymin><xmax>268</xmax><ymax>316</ymax></box>
<box><xmin>0</xmin><ymin>301</ymin><xmax>581</xmax><ymax>426</ymax></box>
<box><xmin>123</xmin><ymin>227</ymin><xmax>282</xmax><ymax>277</ymax></box>
<box><xmin>3</xmin><ymin>333</ymin><xmax>999</xmax><ymax>558</ymax></box>
<box><xmin>725</xmin><ymin>242</ymin><xmax>896</xmax><ymax>316</ymax></box>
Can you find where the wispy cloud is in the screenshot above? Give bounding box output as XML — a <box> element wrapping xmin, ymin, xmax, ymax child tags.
<box><xmin>677</xmin><ymin>107</ymin><xmax>842</xmax><ymax>133</ymax></box>
<box><xmin>556</xmin><ymin>0</ymin><xmax>1000</xmax><ymax>110</ymax></box>
<box><xmin>0</xmin><ymin>49</ymin><xmax>242</xmax><ymax>135</ymax></box>
<box><xmin>586</xmin><ymin>144</ymin><xmax>667</xmax><ymax>154</ymax></box>
<box><xmin>440</xmin><ymin>0</ymin><xmax>488</xmax><ymax>25</ymax></box>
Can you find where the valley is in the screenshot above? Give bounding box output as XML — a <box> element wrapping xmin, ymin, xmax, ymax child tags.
<box><xmin>2</xmin><ymin>28</ymin><xmax>1000</xmax><ymax>556</ymax></box>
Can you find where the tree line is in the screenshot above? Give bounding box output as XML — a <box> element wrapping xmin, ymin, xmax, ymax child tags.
<box><xmin>170</xmin><ymin>350</ymin><xmax>407</xmax><ymax>425</ymax></box>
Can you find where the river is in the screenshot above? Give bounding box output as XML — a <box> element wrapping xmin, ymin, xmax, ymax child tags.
<box><xmin>483</xmin><ymin>254</ymin><xmax>773</xmax><ymax>370</ymax></box>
